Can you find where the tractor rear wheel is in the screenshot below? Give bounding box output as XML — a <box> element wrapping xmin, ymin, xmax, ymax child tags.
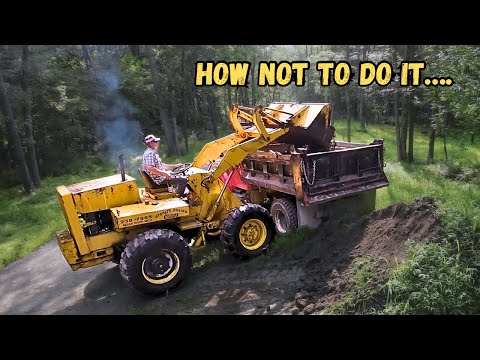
<box><xmin>270</xmin><ymin>197</ymin><xmax>298</xmax><ymax>235</ymax></box>
<box><xmin>221</xmin><ymin>204</ymin><xmax>275</xmax><ymax>257</ymax></box>
<box><xmin>119</xmin><ymin>229</ymin><xmax>192</xmax><ymax>296</ymax></box>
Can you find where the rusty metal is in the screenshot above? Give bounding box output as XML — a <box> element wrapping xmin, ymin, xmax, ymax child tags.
<box><xmin>241</xmin><ymin>138</ymin><xmax>389</xmax><ymax>207</ymax></box>
<box><xmin>119</xmin><ymin>154</ymin><xmax>126</xmax><ymax>182</ymax></box>
<box><xmin>67</xmin><ymin>174</ymin><xmax>137</xmax><ymax>194</ymax></box>
<box><xmin>265</xmin><ymin>102</ymin><xmax>335</xmax><ymax>151</ymax></box>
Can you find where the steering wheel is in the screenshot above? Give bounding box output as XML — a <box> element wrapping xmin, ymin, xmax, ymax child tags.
<box><xmin>171</xmin><ymin>163</ymin><xmax>193</xmax><ymax>175</ymax></box>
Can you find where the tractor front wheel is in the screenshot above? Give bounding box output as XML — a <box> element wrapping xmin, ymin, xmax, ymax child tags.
<box><xmin>119</xmin><ymin>229</ymin><xmax>192</xmax><ymax>296</ymax></box>
<box><xmin>221</xmin><ymin>204</ymin><xmax>275</xmax><ymax>257</ymax></box>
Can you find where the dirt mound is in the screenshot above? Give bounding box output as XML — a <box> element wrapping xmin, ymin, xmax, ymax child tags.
<box><xmin>274</xmin><ymin>197</ymin><xmax>441</xmax><ymax>314</ymax></box>
<box><xmin>353</xmin><ymin>197</ymin><xmax>439</xmax><ymax>262</ymax></box>
<box><xmin>128</xmin><ymin>197</ymin><xmax>441</xmax><ymax>315</ymax></box>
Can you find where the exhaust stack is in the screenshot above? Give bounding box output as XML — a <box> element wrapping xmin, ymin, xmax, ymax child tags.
<box><xmin>119</xmin><ymin>154</ymin><xmax>126</xmax><ymax>181</ymax></box>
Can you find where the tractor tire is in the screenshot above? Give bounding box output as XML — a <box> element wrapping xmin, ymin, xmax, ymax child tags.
<box><xmin>220</xmin><ymin>204</ymin><xmax>275</xmax><ymax>257</ymax></box>
<box><xmin>270</xmin><ymin>197</ymin><xmax>298</xmax><ymax>235</ymax></box>
<box><xmin>119</xmin><ymin>229</ymin><xmax>192</xmax><ymax>296</ymax></box>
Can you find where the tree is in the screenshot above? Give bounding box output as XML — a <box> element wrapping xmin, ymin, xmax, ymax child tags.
<box><xmin>421</xmin><ymin>45</ymin><xmax>480</xmax><ymax>162</ymax></box>
<box><xmin>145</xmin><ymin>45</ymin><xmax>179</xmax><ymax>156</ymax></box>
<box><xmin>21</xmin><ymin>45</ymin><xmax>41</xmax><ymax>188</ymax></box>
<box><xmin>0</xmin><ymin>68</ymin><xmax>33</xmax><ymax>193</ymax></box>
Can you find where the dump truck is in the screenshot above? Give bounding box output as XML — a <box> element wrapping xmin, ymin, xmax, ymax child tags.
<box><xmin>219</xmin><ymin>103</ymin><xmax>389</xmax><ymax>236</ymax></box>
<box><xmin>55</xmin><ymin>102</ymin><xmax>389</xmax><ymax>296</ymax></box>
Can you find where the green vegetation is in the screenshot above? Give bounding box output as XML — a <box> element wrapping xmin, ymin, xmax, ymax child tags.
<box><xmin>269</xmin><ymin>228</ymin><xmax>316</xmax><ymax>254</ymax></box>
<box><xmin>324</xmin><ymin>120</ymin><xmax>480</xmax><ymax>315</ymax></box>
<box><xmin>383</xmin><ymin>239</ymin><xmax>480</xmax><ymax>315</ymax></box>
<box><xmin>327</xmin><ymin>209</ymin><xmax>480</xmax><ymax>315</ymax></box>
<box><xmin>334</xmin><ymin>120</ymin><xmax>480</xmax><ymax>225</ymax></box>
<box><xmin>323</xmin><ymin>257</ymin><xmax>389</xmax><ymax>315</ymax></box>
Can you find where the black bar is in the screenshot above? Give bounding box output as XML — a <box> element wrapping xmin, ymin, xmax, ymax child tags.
<box><xmin>119</xmin><ymin>154</ymin><xmax>126</xmax><ymax>182</ymax></box>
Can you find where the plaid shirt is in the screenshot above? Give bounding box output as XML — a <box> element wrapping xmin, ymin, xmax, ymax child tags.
<box><xmin>143</xmin><ymin>147</ymin><xmax>166</xmax><ymax>184</ymax></box>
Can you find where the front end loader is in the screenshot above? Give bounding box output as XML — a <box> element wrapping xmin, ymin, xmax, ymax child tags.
<box><xmin>55</xmin><ymin>103</ymin><xmax>334</xmax><ymax>295</ymax></box>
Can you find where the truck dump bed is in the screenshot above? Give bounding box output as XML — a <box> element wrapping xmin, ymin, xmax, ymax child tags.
<box><xmin>240</xmin><ymin>139</ymin><xmax>389</xmax><ymax>206</ymax></box>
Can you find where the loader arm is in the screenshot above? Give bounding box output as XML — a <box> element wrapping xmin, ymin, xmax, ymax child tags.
<box><xmin>192</xmin><ymin>105</ymin><xmax>292</xmax><ymax>182</ymax></box>
<box><xmin>208</xmin><ymin>127</ymin><xmax>288</xmax><ymax>182</ymax></box>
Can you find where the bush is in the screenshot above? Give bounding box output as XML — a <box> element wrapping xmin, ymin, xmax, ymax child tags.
<box><xmin>383</xmin><ymin>240</ymin><xmax>480</xmax><ymax>315</ymax></box>
<box><xmin>438</xmin><ymin>160</ymin><xmax>480</xmax><ymax>185</ymax></box>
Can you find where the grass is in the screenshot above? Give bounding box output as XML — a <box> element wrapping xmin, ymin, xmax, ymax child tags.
<box><xmin>382</xmin><ymin>240</ymin><xmax>480</xmax><ymax>315</ymax></box>
<box><xmin>268</xmin><ymin>228</ymin><xmax>316</xmax><ymax>253</ymax></box>
<box><xmin>323</xmin><ymin>256</ymin><xmax>390</xmax><ymax>315</ymax></box>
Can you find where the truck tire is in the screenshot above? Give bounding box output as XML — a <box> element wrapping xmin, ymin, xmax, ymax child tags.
<box><xmin>270</xmin><ymin>197</ymin><xmax>298</xmax><ymax>235</ymax></box>
<box><xmin>221</xmin><ymin>204</ymin><xmax>275</xmax><ymax>257</ymax></box>
<box><xmin>119</xmin><ymin>229</ymin><xmax>192</xmax><ymax>296</ymax></box>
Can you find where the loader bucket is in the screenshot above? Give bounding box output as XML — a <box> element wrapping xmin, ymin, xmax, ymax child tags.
<box><xmin>265</xmin><ymin>102</ymin><xmax>334</xmax><ymax>151</ymax></box>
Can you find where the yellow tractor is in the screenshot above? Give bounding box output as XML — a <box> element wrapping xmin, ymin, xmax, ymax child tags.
<box><xmin>55</xmin><ymin>103</ymin><xmax>347</xmax><ymax>295</ymax></box>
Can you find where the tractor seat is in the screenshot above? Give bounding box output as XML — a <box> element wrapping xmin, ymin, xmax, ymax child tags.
<box><xmin>138</xmin><ymin>169</ymin><xmax>169</xmax><ymax>191</ymax></box>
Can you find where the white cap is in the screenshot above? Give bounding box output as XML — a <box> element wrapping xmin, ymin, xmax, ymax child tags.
<box><xmin>144</xmin><ymin>134</ymin><xmax>160</xmax><ymax>143</ymax></box>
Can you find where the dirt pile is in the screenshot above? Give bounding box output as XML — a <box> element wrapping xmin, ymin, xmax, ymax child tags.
<box><xmin>273</xmin><ymin>196</ymin><xmax>441</xmax><ymax>314</ymax></box>
<box><xmin>134</xmin><ymin>197</ymin><xmax>441</xmax><ymax>315</ymax></box>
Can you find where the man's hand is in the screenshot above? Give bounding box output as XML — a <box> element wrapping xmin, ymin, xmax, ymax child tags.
<box><xmin>164</xmin><ymin>171</ymin><xmax>173</xmax><ymax>180</ymax></box>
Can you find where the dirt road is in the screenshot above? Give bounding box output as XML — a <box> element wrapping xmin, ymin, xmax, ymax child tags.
<box><xmin>0</xmin><ymin>198</ymin><xmax>440</xmax><ymax>315</ymax></box>
<box><xmin>0</xmin><ymin>238</ymin><xmax>303</xmax><ymax>315</ymax></box>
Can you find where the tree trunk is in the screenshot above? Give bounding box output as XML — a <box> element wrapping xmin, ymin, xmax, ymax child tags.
<box><xmin>167</xmin><ymin>67</ymin><xmax>179</xmax><ymax>155</ymax></box>
<box><xmin>383</xmin><ymin>97</ymin><xmax>389</xmax><ymax>124</ymax></box>
<box><xmin>81</xmin><ymin>45</ymin><xmax>94</xmax><ymax>71</ymax></box>
<box><xmin>251</xmin><ymin>55</ymin><xmax>255</xmax><ymax>106</ymax></box>
<box><xmin>345</xmin><ymin>46</ymin><xmax>352</xmax><ymax>143</ymax></box>
<box><xmin>407</xmin><ymin>96</ymin><xmax>414</xmax><ymax>163</ymax></box>
<box><xmin>0</xmin><ymin>141</ymin><xmax>12</xmax><ymax>168</ymax></box>
<box><xmin>21</xmin><ymin>45</ymin><xmax>41</xmax><ymax>188</ymax></box>
<box><xmin>0</xmin><ymin>69</ymin><xmax>33</xmax><ymax>193</ymax></box>
<box><xmin>358</xmin><ymin>96</ymin><xmax>364</xmax><ymax>130</ymax></box>
<box><xmin>443</xmin><ymin>128</ymin><xmax>448</xmax><ymax>160</ymax></box>
<box><xmin>359</xmin><ymin>45</ymin><xmax>368</xmax><ymax>130</ymax></box>
<box><xmin>209</xmin><ymin>93</ymin><xmax>218</xmax><ymax>138</ymax></box>
<box><xmin>181</xmin><ymin>47</ymin><xmax>189</xmax><ymax>152</ymax></box>
<box><xmin>427</xmin><ymin>127</ymin><xmax>435</xmax><ymax>163</ymax></box>
<box><xmin>227</xmin><ymin>84</ymin><xmax>232</xmax><ymax>108</ymax></box>
<box><xmin>399</xmin><ymin>45</ymin><xmax>411</xmax><ymax>160</ymax></box>
<box><xmin>346</xmin><ymin>90</ymin><xmax>352</xmax><ymax>143</ymax></box>
<box><xmin>243</xmin><ymin>86</ymin><xmax>249</xmax><ymax>105</ymax></box>
<box><xmin>400</xmin><ymin>92</ymin><xmax>408</xmax><ymax>159</ymax></box>
<box><xmin>392</xmin><ymin>46</ymin><xmax>403</xmax><ymax>161</ymax></box>
<box><xmin>182</xmin><ymin>89</ymin><xmax>189</xmax><ymax>152</ymax></box>
<box><xmin>192</xmin><ymin>86</ymin><xmax>200</xmax><ymax>128</ymax></box>
<box><xmin>306</xmin><ymin>45</ymin><xmax>312</xmax><ymax>102</ymax></box>
<box><xmin>129</xmin><ymin>45</ymin><xmax>141</xmax><ymax>57</ymax></box>
<box><xmin>145</xmin><ymin>45</ymin><xmax>179</xmax><ymax>155</ymax></box>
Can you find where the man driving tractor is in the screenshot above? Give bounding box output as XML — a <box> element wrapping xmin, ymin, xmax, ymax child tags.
<box><xmin>142</xmin><ymin>134</ymin><xmax>188</xmax><ymax>196</ymax></box>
